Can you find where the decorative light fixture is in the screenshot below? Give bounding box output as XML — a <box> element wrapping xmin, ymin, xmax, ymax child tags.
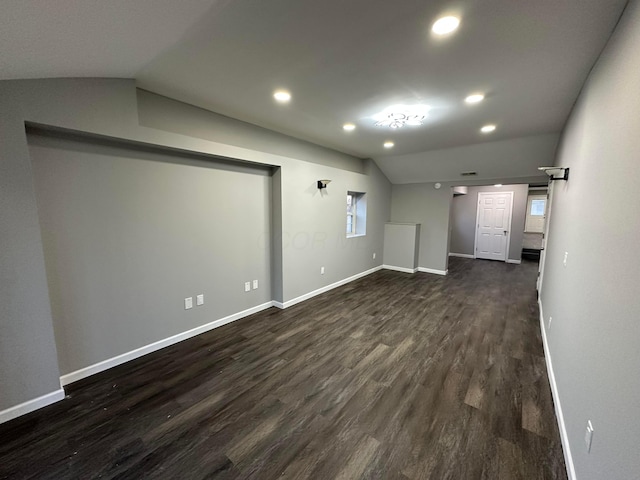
<box><xmin>317</xmin><ymin>179</ymin><xmax>332</xmax><ymax>189</ymax></box>
<box><xmin>538</xmin><ymin>166</ymin><xmax>570</xmax><ymax>181</ymax></box>
<box><xmin>465</xmin><ymin>93</ymin><xmax>485</xmax><ymax>104</ymax></box>
<box><xmin>480</xmin><ymin>124</ymin><xmax>496</xmax><ymax>133</ymax></box>
<box><xmin>273</xmin><ymin>90</ymin><xmax>291</xmax><ymax>103</ymax></box>
<box><xmin>343</xmin><ymin>123</ymin><xmax>356</xmax><ymax>131</ymax></box>
<box><xmin>432</xmin><ymin>16</ymin><xmax>461</xmax><ymax>36</ymax></box>
<box><xmin>373</xmin><ymin>104</ymin><xmax>430</xmax><ymax>129</ymax></box>
<box><xmin>383</xmin><ymin>141</ymin><xmax>395</xmax><ymax>149</ymax></box>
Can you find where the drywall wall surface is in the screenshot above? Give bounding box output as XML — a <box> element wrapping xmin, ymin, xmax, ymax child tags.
<box><xmin>376</xmin><ymin>133</ymin><xmax>560</xmax><ymax>184</ymax></box>
<box><xmin>390</xmin><ymin>183</ymin><xmax>452</xmax><ymax>272</ymax></box>
<box><xmin>137</xmin><ymin>90</ymin><xmax>365</xmax><ymax>174</ymax></box>
<box><xmin>540</xmin><ymin>1</ymin><xmax>640</xmax><ymax>479</ymax></box>
<box><xmin>0</xmin><ymin>77</ymin><xmax>390</xmax><ymax>416</ymax></box>
<box><xmin>0</xmin><ymin>89</ymin><xmax>61</xmax><ymax>411</ymax></box>
<box><xmin>450</xmin><ymin>184</ymin><xmax>528</xmax><ymax>260</ymax></box>
<box><xmin>383</xmin><ymin>224</ymin><xmax>420</xmax><ymax>270</ymax></box>
<box><xmin>29</xmin><ymin>133</ymin><xmax>273</xmax><ymax>375</ymax></box>
<box><xmin>280</xmin><ymin>158</ymin><xmax>390</xmax><ymax>302</ymax></box>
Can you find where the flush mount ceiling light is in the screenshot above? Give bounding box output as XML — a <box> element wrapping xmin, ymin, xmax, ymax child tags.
<box><xmin>384</xmin><ymin>141</ymin><xmax>395</xmax><ymax>149</ymax></box>
<box><xmin>273</xmin><ymin>90</ymin><xmax>291</xmax><ymax>103</ymax></box>
<box><xmin>343</xmin><ymin>123</ymin><xmax>356</xmax><ymax>131</ymax></box>
<box><xmin>481</xmin><ymin>124</ymin><xmax>496</xmax><ymax>133</ymax></box>
<box><xmin>373</xmin><ymin>104</ymin><xmax>430</xmax><ymax>129</ymax></box>
<box><xmin>432</xmin><ymin>16</ymin><xmax>460</xmax><ymax>35</ymax></box>
<box><xmin>494</xmin><ymin>184</ymin><xmax>503</xmax><ymax>187</ymax></box>
<box><xmin>465</xmin><ymin>93</ymin><xmax>485</xmax><ymax>104</ymax></box>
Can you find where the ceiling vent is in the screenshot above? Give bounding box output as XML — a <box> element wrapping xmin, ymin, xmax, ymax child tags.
<box><xmin>460</xmin><ymin>171</ymin><xmax>477</xmax><ymax>176</ymax></box>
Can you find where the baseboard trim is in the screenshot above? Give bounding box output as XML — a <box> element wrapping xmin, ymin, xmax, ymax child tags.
<box><xmin>382</xmin><ymin>265</ymin><xmax>417</xmax><ymax>274</ymax></box>
<box><xmin>60</xmin><ymin>301</ymin><xmax>275</xmax><ymax>386</ymax></box>
<box><xmin>538</xmin><ymin>298</ymin><xmax>577</xmax><ymax>480</ymax></box>
<box><xmin>0</xmin><ymin>389</ymin><xmax>65</xmax><ymax>425</ymax></box>
<box><xmin>417</xmin><ymin>267</ymin><xmax>448</xmax><ymax>276</ymax></box>
<box><xmin>448</xmin><ymin>252</ymin><xmax>475</xmax><ymax>259</ymax></box>
<box><xmin>275</xmin><ymin>265</ymin><xmax>383</xmax><ymax>310</ymax></box>
<box><xmin>506</xmin><ymin>259</ymin><xmax>522</xmax><ymax>264</ymax></box>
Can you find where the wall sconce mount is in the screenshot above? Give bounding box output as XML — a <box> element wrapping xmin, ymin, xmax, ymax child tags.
<box><xmin>317</xmin><ymin>179</ymin><xmax>332</xmax><ymax>189</ymax></box>
<box><xmin>538</xmin><ymin>166</ymin><xmax>570</xmax><ymax>181</ymax></box>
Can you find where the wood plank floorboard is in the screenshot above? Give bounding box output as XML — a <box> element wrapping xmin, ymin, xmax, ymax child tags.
<box><xmin>0</xmin><ymin>258</ymin><xmax>567</xmax><ymax>479</ymax></box>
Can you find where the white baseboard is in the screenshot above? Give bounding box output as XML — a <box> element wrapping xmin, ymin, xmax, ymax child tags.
<box><xmin>0</xmin><ymin>389</ymin><xmax>65</xmax><ymax>425</ymax></box>
<box><xmin>274</xmin><ymin>265</ymin><xmax>383</xmax><ymax>310</ymax></box>
<box><xmin>506</xmin><ymin>258</ymin><xmax>522</xmax><ymax>264</ymax></box>
<box><xmin>538</xmin><ymin>298</ymin><xmax>576</xmax><ymax>480</ymax></box>
<box><xmin>417</xmin><ymin>267</ymin><xmax>448</xmax><ymax>276</ymax></box>
<box><xmin>382</xmin><ymin>265</ymin><xmax>417</xmax><ymax>274</ymax></box>
<box><xmin>449</xmin><ymin>252</ymin><xmax>475</xmax><ymax>259</ymax></box>
<box><xmin>60</xmin><ymin>301</ymin><xmax>275</xmax><ymax>386</ymax></box>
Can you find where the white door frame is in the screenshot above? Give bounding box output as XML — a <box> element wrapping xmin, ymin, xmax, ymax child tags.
<box><xmin>474</xmin><ymin>191</ymin><xmax>514</xmax><ymax>262</ymax></box>
<box><xmin>537</xmin><ymin>183</ymin><xmax>553</xmax><ymax>292</ymax></box>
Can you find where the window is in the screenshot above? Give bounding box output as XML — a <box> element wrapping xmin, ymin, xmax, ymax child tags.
<box><xmin>530</xmin><ymin>199</ymin><xmax>546</xmax><ymax>216</ymax></box>
<box><xmin>347</xmin><ymin>191</ymin><xmax>366</xmax><ymax>237</ymax></box>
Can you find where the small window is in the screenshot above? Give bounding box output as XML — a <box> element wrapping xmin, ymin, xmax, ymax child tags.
<box><xmin>347</xmin><ymin>191</ymin><xmax>366</xmax><ymax>237</ymax></box>
<box><xmin>530</xmin><ymin>199</ymin><xmax>546</xmax><ymax>216</ymax></box>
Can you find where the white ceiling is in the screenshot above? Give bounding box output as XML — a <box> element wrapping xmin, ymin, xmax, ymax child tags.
<box><xmin>1</xmin><ymin>0</ymin><xmax>628</xmax><ymax>181</ymax></box>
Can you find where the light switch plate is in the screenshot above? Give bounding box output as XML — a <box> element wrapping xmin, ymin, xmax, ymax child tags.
<box><xmin>196</xmin><ymin>294</ymin><xmax>204</xmax><ymax>306</ymax></box>
<box><xmin>184</xmin><ymin>297</ymin><xmax>193</xmax><ymax>310</ymax></box>
<box><xmin>253</xmin><ymin>280</ymin><xmax>258</xmax><ymax>290</ymax></box>
<box><xmin>563</xmin><ymin>251</ymin><xmax>568</xmax><ymax>267</ymax></box>
<box><xmin>585</xmin><ymin>420</ymin><xmax>594</xmax><ymax>452</ymax></box>
<box><xmin>244</xmin><ymin>282</ymin><xmax>251</xmax><ymax>292</ymax></box>
<box><xmin>373</xmin><ymin>253</ymin><xmax>376</xmax><ymax>259</ymax></box>
<box><xmin>321</xmin><ymin>266</ymin><xmax>325</xmax><ymax>275</ymax></box>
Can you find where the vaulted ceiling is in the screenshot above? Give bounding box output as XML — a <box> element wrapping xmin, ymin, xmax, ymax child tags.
<box><xmin>1</xmin><ymin>0</ymin><xmax>628</xmax><ymax>183</ymax></box>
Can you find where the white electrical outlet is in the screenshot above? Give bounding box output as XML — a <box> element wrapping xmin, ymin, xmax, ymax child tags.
<box><xmin>184</xmin><ymin>297</ymin><xmax>193</xmax><ymax>310</ymax></box>
<box><xmin>373</xmin><ymin>253</ymin><xmax>376</xmax><ymax>259</ymax></box>
<box><xmin>320</xmin><ymin>266</ymin><xmax>325</xmax><ymax>275</ymax></box>
<box><xmin>585</xmin><ymin>420</ymin><xmax>594</xmax><ymax>452</ymax></box>
<box><xmin>244</xmin><ymin>282</ymin><xmax>251</xmax><ymax>292</ymax></box>
<box><xmin>253</xmin><ymin>280</ymin><xmax>258</xmax><ymax>290</ymax></box>
<box><xmin>196</xmin><ymin>294</ymin><xmax>204</xmax><ymax>306</ymax></box>
<box><xmin>548</xmin><ymin>316</ymin><xmax>552</xmax><ymax>329</ymax></box>
<box><xmin>563</xmin><ymin>251</ymin><xmax>568</xmax><ymax>267</ymax></box>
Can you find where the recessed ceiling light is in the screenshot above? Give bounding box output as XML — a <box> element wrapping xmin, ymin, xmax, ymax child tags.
<box><xmin>481</xmin><ymin>124</ymin><xmax>496</xmax><ymax>134</ymax></box>
<box><xmin>343</xmin><ymin>123</ymin><xmax>356</xmax><ymax>131</ymax></box>
<box><xmin>432</xmin><ymin>16</ymin><xmax>460</xmax><ymax>36</ymax></box>
<box><xmin>384</xmin><ymin>141</ymin><xmax>395</xmax><ymax>149</ymax></box>
<box><xmin>273</xmin><ymin>90</ymin><xmax>291</xmax><ymax>103</ymax></box>
<box><xmin>465</xmin><ymin>93</ymin><xmax>485</xmax><ymax>104</ymax></box>
<box><xmin>494</xmin><ymin>184</ymin><xmax>503</xmax><ymax>187</ymax></box>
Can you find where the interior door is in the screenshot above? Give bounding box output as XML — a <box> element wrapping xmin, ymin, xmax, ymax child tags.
<box><xmin>475</xmin><ymin>191</ymin><xmax>514</xmax><ymax>261</ymax></box>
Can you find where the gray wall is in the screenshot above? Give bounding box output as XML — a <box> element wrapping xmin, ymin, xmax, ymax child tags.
<box><xmin>390</xmin><ymin>183</ymin><xmax>452</xmax><ymax>272</ymax></box>
<box><xmin>450</xmin><ymin>184</ymin><xmax>528</xmax><ymax>261</ymax></box>
<box><xmin>0</xmin><ymin>78</ymin><xmax>390</xmax><ymax>417</ymax></box>
<box><xmin>540</xmin><ymin>1</ymin><xmax>640</xmax><ymax>478</ymax></box>
<box><xmin>0</xmin><ymin>90</ymin><xmax>61</xmax><ymax>410</ymax></box>
<box><xmin>29</xmin><ymin>134</ymin><xmax>272</xmax><ymax>375</ymax></box>
<box><xmin>383</xmin><ymin>223</ymin><xmax>420</xmax><ymax>270</ymax></box>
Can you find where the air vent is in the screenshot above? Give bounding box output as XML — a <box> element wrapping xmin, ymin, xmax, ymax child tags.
<box><xmin>460</xmin><ymin>171</ymin><xmax>477</xmax><ymax>176</ymax></box>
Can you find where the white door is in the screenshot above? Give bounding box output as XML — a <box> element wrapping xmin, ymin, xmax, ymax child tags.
<box><xmin>475</xmin><ymin>192</ymin><xmax>514</xmax><ymax>262</ymax></box>
<box><xmin>525</xmin><ymin>195</ymin><xmax>547</xmax><ymax>233</ymax></box>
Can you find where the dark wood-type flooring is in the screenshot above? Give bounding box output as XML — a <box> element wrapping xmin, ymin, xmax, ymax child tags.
<box><xmin>0</xmin><ymin>258</ymin><xmax>567</xmax><ymax>479</ymax></box>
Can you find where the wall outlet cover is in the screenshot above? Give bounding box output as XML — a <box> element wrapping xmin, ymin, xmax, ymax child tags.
<box><xmin>320</xmin><ymin>266</ymin><xmax>325</xmax><ymax>275</ymax></box>
<box><xmin>244</xmin><ymin>282</ymin><xmax>251</xmax><ymax>292</ymax></box>
<box><xmin>184</xmin><ymin>297</ymin><xmax>193</xmax><ymax>310</ymax></box>
<box><xmin>196</xmin><ymin>294</ymin><xmax>204</xmax><ymax>306</ymax></box>
<box><xmin>373</xmin><ymin>253</ymin><xmax>376</xmax><ymax>259</ymax></box>
<box><xmin>253</xmin><ymin>280</ymin><xmax>258</xmax><ymax>290</ymax></box>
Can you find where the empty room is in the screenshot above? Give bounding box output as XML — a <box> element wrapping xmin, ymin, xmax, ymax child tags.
<box><xmin>1</xmin><ymin>1</ymin><xmax>639</xmax><ymax>479</ymax></box>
